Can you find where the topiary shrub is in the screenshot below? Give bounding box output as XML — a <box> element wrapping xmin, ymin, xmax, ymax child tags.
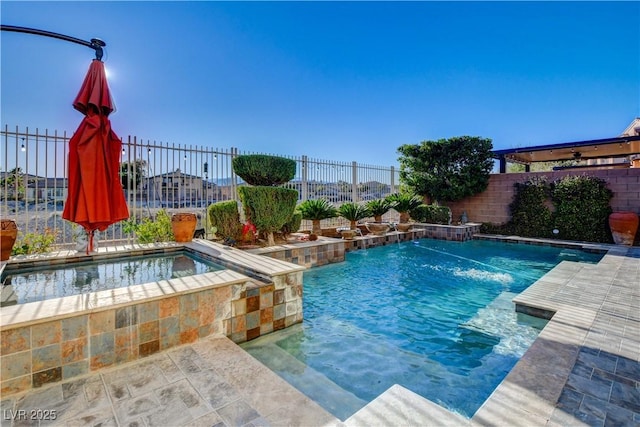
<box><xmin>409</xmin><ymin>204</ymin><xmax>451</xmax><ymax>224</ymax></box>
<box><xmin>508</xmin><ymin>177</ymin><xmax>553</xmax><ymax>238</ymax></box>
<box><xmin>232</xmin><ymin>154</ymin><xmax>296</xmax><ymax>186</ymax></box>
<box><xmin>551</xmin><ymin>175</ymin><xmax>613</xmax><ymax>243</ymax></box>
<box><xmin>281</xmin><ymin>212</ymin><xmax>302</xmax><ymax>237</ymax></box>
<box><xmin>238</xmin><ymin>186</ymin><xmax>298</xmax><ymax>246</ymax></box>
<box><xmin>208</xmin><ymin>200</ymin><xmax>242</xmax><ymax>241</ymax></box>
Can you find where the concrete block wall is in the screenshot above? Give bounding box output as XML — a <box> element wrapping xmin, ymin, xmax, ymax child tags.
<box><xmin>446</xmin><ymin>169</ymin><xmax>640</xmax><ymax>225</ymax></box>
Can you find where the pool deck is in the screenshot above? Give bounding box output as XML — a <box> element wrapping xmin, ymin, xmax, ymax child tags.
<box><xmin>1</xmin><ymin>241</ymin><xmax>638</xmax><ymax>426</ymax></box>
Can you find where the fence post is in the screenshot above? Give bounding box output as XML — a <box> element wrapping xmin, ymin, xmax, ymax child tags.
<box><xmin>231</xmin><ymin>147</ymin><xmax>238</xmax><ymax>201</ymax></box>
<box><xmin>301</xmin><ymin>155</ymin><xmax>308</xmax><ymax>202</ymax></box>
<box><xmin>351</xmin><ymin>161</ymin><xmax>358</xmax><ymax>202</ymax></box>
<box><xmin>390</xmin><ymin>165</ymin><xmax>395</xmax><ymax>194</ymax></box>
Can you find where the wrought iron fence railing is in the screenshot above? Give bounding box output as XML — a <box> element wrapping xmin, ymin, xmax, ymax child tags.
<box><xmin>1</xmin><ymin>125</ymin><xmax>400</xmax><ymax>246</ymax></box>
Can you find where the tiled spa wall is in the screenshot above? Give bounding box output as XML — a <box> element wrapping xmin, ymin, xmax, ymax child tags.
<box><xmin>0</xmin><ymin>271</ymin><xmax>303</xmax><ymax>396</ymax></box>
<box><xmin>252</xmin><ymin>224</ymin><xmax>481</xmax><ymax>267</ymax></box>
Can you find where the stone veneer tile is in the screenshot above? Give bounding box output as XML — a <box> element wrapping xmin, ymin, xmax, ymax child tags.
<box><xmin>273</xmin><ymin>318</ymin><xmax>285</xmax><ymax>331</ymax></box>
<box><xmin>232</xmin><ymin>299</ymin><xmax>246</xmax><ymax>317</ymax></box>
<box><xmin>159</xmin><ymin>296</ymin><xmax>179</xmax><ymax>318</ymax></box>
<box><xmin>139</xmin><ymin>321</ymin><xmax>159</xmax><ymax>344</ymax></box>
<box><xmin>180</xmin><ymin>329</ymin><xmax>198</xmax><ymax>345</ymax></box>
<box><xmin>62</xmin><ymin>316</ymin><xmax>88</xmax><ymax>341</ymax></box>
<box><xmin>273</xmin><ymin>290</ymin><xmax>285</xmax><ymax>305</ymax></box>
<box><xmin>245</xmin><ymin>312</ymin><xmax>259</xmax><ymax>331</ymax></box>
<box><xmin>32</xmin><ymin>367</ymin><xmax>61</xmax><ymax>388</ymax></box>
<box><xmin>61</xmin><ymin>338</ymin><xmax>87</xmax><ymax>364</ymax></box>
<box><xmin>260</xmin><ymin>308</ymin><xmax>273</xmax><ymax>324</ymax></box>
<box><xmin>138</xmin><ymin>300</ymin><xmax>160</xmax><ymax>324</ymax></box>
<box><xmin>31</xmin><ymin>321</ymin><xmax>61</xmax><ymax>347</ymax></box>
<box><xmin>246</xmin><ymin>327</ymin><xmax>260</xmax><ymax>341</ymax></box>
<box><xmin>115</xmin><ymin>306</ymin><xmax>138</xmax><ymax>329</ymax></box>
<box><xmin>115</xmin><ymin>326</ymin><xmax>139</xmax><ymax>363</ymax></box>
<box><xmin>139</xmin><ymin>340</ymin><xmax>160</xmax><ymax>357</ymax></box>
<box><xmin>1</xmin><ymin>350</ymin><xmax>31</xmax><ymax>381</ymax></box>
<box><xmin>231</xmin><ymin>317</ymin><xmax>246</xmax><ymax>334</ymax></box>
<box><xmin>1</xmin><ymin>328</ymin><xmax>30</xmax><ymax>355</ymax></box>
<box><xmin>1</xmin><ymin>374</ymin><xmax>31</xmax><ymax>395</ymax></box>
<box><xmin>89</xmin><ymin>311</ymin><xmax>115</xmax><ymax>335</ymax></box>
<box><xmin>62</xmin><ymin>360</ymin><xmax>88</xmax><ymax>380</ymax></box>
<box><xmin>273</xmin><ymin>304</ymin><xmax>285</xmax><ymax>321</ymax></box>
<box><xmin>32</xmin><ymin>343</ymin><xmax>61</xmax><ymax>372</ymax></box>
<box><xmin>90</xmin><ymin>332</ymin><xmax>115</xmax><ymax>370</ymax></box>
<box><xmin>246</xmin><ymin>296</ymin><xmax>260</xmax><ymax>313</ymax></box>
<box><xmin>260</xmin><ymin>323</ymin><xmax>273</xmax><ymax>335</ymax></box>
<box><xmin>259</xmin><ymin>292</ymin><xmax>273</xmax><ymax>309</ymax></box>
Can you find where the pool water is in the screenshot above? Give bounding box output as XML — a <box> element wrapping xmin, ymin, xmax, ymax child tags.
<box><xmin>1</xmin><ymin>252</ymin><xmax>225</xmax><ymax>307</ymax></box>
<box><xmin>242</xmin><ymin>239</ymin><xmax>603</xmax><ymax>420</ymax></box>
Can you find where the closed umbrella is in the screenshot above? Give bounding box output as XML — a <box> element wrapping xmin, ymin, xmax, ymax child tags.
<box><xmin>62</xmin><ymin>59</ymin><xmax>129</xmax><ymax>253</ymax></box>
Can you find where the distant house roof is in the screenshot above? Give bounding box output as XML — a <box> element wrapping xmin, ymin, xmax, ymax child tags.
<box><xmin>493</xmin><ymin>118</ymin><xmax>640</xmax><ymax>164</ymax></box>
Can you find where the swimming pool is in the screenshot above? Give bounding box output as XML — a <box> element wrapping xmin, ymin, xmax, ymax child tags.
<box><xmin>0</xmin><ymin>252</ymin><xmax>225</xmax><ymax>307</ymax></box>
<box><xmin>242</xmin><ymin>239</ymin><xmax>603</xmax><ymax>420</ymax></box>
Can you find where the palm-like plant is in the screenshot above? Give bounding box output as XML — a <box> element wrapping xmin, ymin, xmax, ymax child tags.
<box><xmin>338</xmin><ymin>202</ymin><xmax>371</xmax><ymax>230</ymax></box>
<box><xmin>366</xmin><ymin>199</ymin><xmax>393</xmax><ymax>222</ymax></box>
<box><xmin>385</xmin><ymin>193</ymin><xmax>423</xmax><ymax>223</ymax></box>
<box><xmin>297</xmin><ymin>199</ymin><xmax>338</xmax><ymax>236</ymax></box>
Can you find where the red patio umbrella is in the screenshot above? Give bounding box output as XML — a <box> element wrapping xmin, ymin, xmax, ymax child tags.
<box><xmin>62</xmin><ymin>59</ymin><xmax>129</xmax><ymax>253</ymax></box>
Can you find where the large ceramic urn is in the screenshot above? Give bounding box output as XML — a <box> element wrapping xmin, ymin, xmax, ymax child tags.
<box><xmin>1</xmin><ymin>219</ymin><xmax>18</xmax><ymax>261</ymax></box>
<box><xmin>608</xmin><ymin>212</ymin><xmax>639</xmax><ymax>246</ymax></box>
<box><xmin>171</xmin><ymin>213</ymin><xmax>197</xmax><ymax>243</ymax></box>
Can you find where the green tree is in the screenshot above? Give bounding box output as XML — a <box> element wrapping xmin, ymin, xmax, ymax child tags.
<box><xmin>398</xmin><ymin>136</ymin><xmax>494</xmax><ymax>202</ymax></box>
<box><xmin>120</xmin><ymin>160</ymin><xmax>147</xmax><ymax>191</ymax></box>
<box><xmin>0</xmin><ymin>167</ymin><xmax>26</xmax><ymax>200</ymax></box>
<box><xmin>297</xmin><ymin>199</ymin><xmax>338</xmax><ymax>235</ymax></box>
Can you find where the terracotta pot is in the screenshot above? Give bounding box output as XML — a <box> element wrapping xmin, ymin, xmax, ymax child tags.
<box><xmin>609</xmin><ymin>212</ymin><xmax>639</xmax><ymax>246</ymax></box>
<box><xmin>1</xmin><ymin>219</ymin><xmax>18</xmax><ymax>261</ymax></box>
<box><xmin>171</xmin><ymin>213</ymin><xmax>197</xmax><ymax>243</ymax></box>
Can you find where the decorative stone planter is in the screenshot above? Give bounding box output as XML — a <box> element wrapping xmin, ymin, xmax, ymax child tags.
<box><xmin>171</xmin><ymin>213</ymin><xmax>197</xmax><ymax>243</ymax></box>
<box><xmin>340</xmin><ymin>229</ymin><xmax>358</xmax><ymax>240</ymax></box>
<box><xmin>609</xmin><ymin>212</ymin><xmax>639</xmax><ymax>246</ymax></box>
<box><xmin>396</xmin><ymin>223</ymin><xmax>413</xmax><ymax>232</ymax></box>
<box><xmin>1</xmin><ymin>219</ymin><xmax>18</xmax><ymax>261</ymax></box>
<box><xmin>365</xmin><ymin>222</ymin><xmax>390</xmax><ymax>236</ymax></box>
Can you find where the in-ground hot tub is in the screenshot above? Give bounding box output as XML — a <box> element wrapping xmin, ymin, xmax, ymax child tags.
<box><xmin>0</xmin><ymin>240</ymin><xmax>304</xmax><ymax>396</ymax></box>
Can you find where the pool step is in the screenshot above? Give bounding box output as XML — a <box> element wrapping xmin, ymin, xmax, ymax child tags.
<box><xmin>242</xmin><ymin>324</ymin><xmax>368</xmax><ymax>421</ymax></box>
<box><xmin>461</xmin><ymin>291</ymin><xmax>548</xmax><ymax>357</ymax></box>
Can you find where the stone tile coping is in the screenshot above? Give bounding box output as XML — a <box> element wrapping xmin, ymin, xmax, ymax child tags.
<box><xmin>0</xmin><ymin>240</ymin><xmax>304</xmax><ymax>331</ymax></box>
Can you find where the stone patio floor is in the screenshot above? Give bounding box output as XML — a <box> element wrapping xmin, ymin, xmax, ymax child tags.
<box><xmin>1</xmin><ymin>243</ymin><xmax>638</xmax><ymax>427</ymax></box>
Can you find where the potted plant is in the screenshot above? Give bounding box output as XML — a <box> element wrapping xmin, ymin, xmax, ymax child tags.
<box><xmin>366</xmin><ymin>199</ymin><xmax>393</xmax><ymax>223</ymax></box>
<box><xmin>297</xmin><ymin>199</ymin><xmax>338</xmax><ymax>237</ymax></box>
<box><xmin>386</xmin><ymin>193</ymin><xmax>422</xmax><ymax>231</ymax></box>
<box><xmin>338</xmin><ymin>202</ymin><xmax>370</xmax><ymax>239</ymax></box>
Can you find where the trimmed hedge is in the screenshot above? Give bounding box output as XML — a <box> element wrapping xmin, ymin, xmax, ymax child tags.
<box><xmin>509</xmin><ymin>177</ymin><xmax>553</xmax><ymax>238</ymax></box>
<box><xmin>238</xmin><ymin>186</ymin><xmax>298</xmax><ymax>237</ymax></box>
<box><xmin>207</xmin><ymin>200</ymin><xmax>242</xmax><ymax>240</ymax></box>
<box><xmin>409</xmin><ymin>204</ymin><xmax>451</xmax><ymax>224</ymax></box>
<box><xmin>232</xmin><ymin>154</ymin><xmax>296</xmax><ymax>186</ymax></box>
<box><xmin>483</xmin><ymin>175</ymin><xmax>613</xmax><ymax>243</ymax></box>
<box><xmin>281</xmin><ymin>212</ymin><xmax>302</xmax><ymax>236</ymax></box>
<box><xmin>551</xmin><ymin>175</ymin><xmax>612</xmax><ymax>243</ymax></box>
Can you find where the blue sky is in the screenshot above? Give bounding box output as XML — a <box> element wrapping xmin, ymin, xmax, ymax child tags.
<box><xmin>1</xmin><ymin>1</ymin><xmax>638</xmax><ymax>167</ymax></box>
